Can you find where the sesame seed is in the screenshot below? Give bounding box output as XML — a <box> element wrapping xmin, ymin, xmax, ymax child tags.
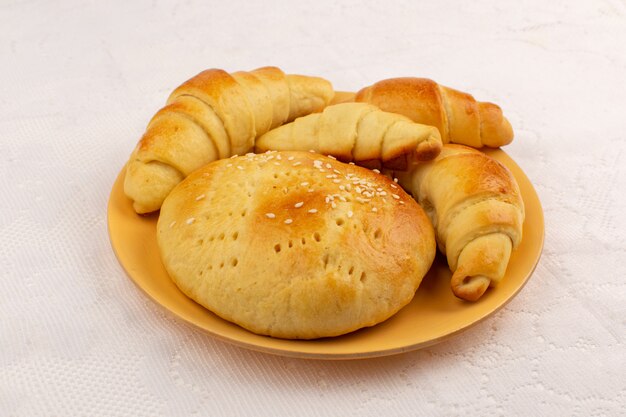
<box><xmin>326</xmin><ymin>174</ymin><xmax>334</xmax><ymax>179</ymax></box>
<box><xmin>195</xmin><ymin>194</ymin><xmax>205</xmax><ymax>201</ymax></box>
<box><xmin>309</xmin><ymin>149</ymin><xmax>316</xmax><ymax>153</ymax></box>
<box><xmin>276</xmin><ymin>155</ymin><xmax>282</xmax><ymax>160</ymax></box>
<box><xmin>169</xmin><ymin>221</ymin><xmax>176</xmax><ymax>228</ymax></box>
<box><xmin>325</xmin><ymin>196</ymin><xmax>330</xmax><ymax>203</ymax></box>
<box><xmin>265</xmin><ymin>213</ymin><xmax>276</xmax><ymax>219</ymax></box>
<box><xmin>347</xmin><ymin>211</ymin><xmax>353</xmax><ymax>218</ymax></box>
<box><xmin>345</xmin><ymin>184</ymin><xmax>352</xmax><ymax>191</ymax></box>
<box><xmin>226</xmin><ymin>163</ymin><xmax>233</xmax><ymax>167</ymax></box>
<box><xmin>339</xmin><ymin>196</ymin><xmax>347</xmax><ymax>202</ymax></box>
<box><xmin>394</xmin><ymin>178</ymin><xmax>399</xmax><ymax>183</ymax></box>
<box><xmin>355</xmin><ymin>186</ymin><xmax>362</xmax><ymax>194</ymax></box>
<box><xmin>293</xmin><ymin>162</ymin><xmax>301</xmax><ymax>166</ymax></box>
<box><xmin>372</xmin><ymin>207</ymin><xmax>378</xmax><ymax>212</ymax></box>
<box><xmin>399</xmin><ymin>201</ymin><xmax>405</xmax><ymax>205</ymax></box>
<box><xmin>266</xmin><ymin>155</ymin><xmax>274</xmax><ymax>160</ymax></box>
<box><xmin>331</xmin><ymin>202</ymin><xmax>337</xmax><ymax>208</ymax></box>
<box><xmin>339</xmin><ymin>185</ymin><xmax>345</xmax><ymax>191</ymax></box>
<box><xmin>333</xmin><ymin>169</ymin><xmax>341</xmax><ymax>174</ymax></box>
<box><xmin>230</xmin><ymin>154</ymin><xmax>239</xmax><ymax>158</ymax></box>
<box><xmin>300</xmin><ymin>182</ymin><xmax>309</xmax><ymax>186</ymax></box>
<box><xmin>294</xmin><ymin>202</ymin><xmax>304</xmax><ymax>208</ymax></box>
<box><xmin>246</xmin><ymin>152</ymin><xmax>255</xmax><ymax>157</ymax></box>
<box><xmin>390</xmin><ymin>184</ymin><xmax>398</xmax><ymax>189</ymax></box>
<box><xmin>308</xmin><ymin>189</ymin><xmax>315</xmax><ymax>192</ymax></box>
<box><xmin>325</xmin><ymin>163</ymin><xmax>332</xmax><ymax>169</ymax></box>
<box><xmin>379</xmin><ymin>191</ymin><xmax>387</xmax><ymax>196</ymax></box>
<box><xmin>237</xmin><ymin>166</ymin><xmax>244</xmax><ymax>170</ymax></box>
<box><xmin>372</xmin><ymin>169</ymin><xmax>381</xmax><ymax>174</ymax></box>
<box><xmin>273</xmin><ymin>162</ymin><xmax>280</xmax><ymax>166</ymax></box>
<box><xmin>327</xmin><ymin>155</ymin><xmax>337</xmax><ymax>160</ymax></box>
<box><xmin>313</xmin><ymin>160</ymin><xmax>322</xmax><ymax>168</ymax></box>
<box><xmin>186</xmin><ymin>217</ymin><xmax>195</xmax><ymax>225</ymax></box>
<box><xmin>348</xmin><ymin>162</ymin><xmax>355</xmax><ymax>165</ymax></box>
<box><xmin>332</xmin><ymin>179</ymin><xmax>341</xmax><ymax>184</ymax></box>
<box><xmin>288</xmin><ymin>156</ymin><xmax>295</xmax><ymax>161</ymax></box>
<box><xmin>392</xmin><ymin>194</ymin><xmax>400</xmax><ymax>199</ymax></box>
<box><xmin>284</xmin><ymin>218</ymin><xmax>293</xmax><ymax>224</ymax></box>
<box><xmin>308</xmin><ymin>209</ymin><xmax>318</xmax><ymax>213</ymax></box>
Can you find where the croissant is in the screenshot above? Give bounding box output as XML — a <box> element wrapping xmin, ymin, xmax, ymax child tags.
<box><xmin>393</xmin><ymin>144</ymin><xmax>525</xmax><ymax>301</ymax></box>
<box><xmin>355</xmin><ymin>77</ymin><xmax>514</xmax><ymax>148</ymax></box>
<box><xmin>124</xmin><ymin>66</ymin><xmax>334</xmax><ymax>213</ymax></box>
<box><xmin>255</xmin><ymin>102</ymin><xmax>442</xmax><ymax>170</ymax></box>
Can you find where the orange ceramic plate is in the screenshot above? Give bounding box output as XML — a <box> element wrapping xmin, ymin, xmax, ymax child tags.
<box><xmin>108</xmin><ymin>94</ymin><xmax>543</xmax><ymax>359</ymax></box>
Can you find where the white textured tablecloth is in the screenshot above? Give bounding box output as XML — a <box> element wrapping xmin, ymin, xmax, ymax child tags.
<box><xmin>1</xmin><ymin>1</ymin><xmax>625</xmax><ymax>415</ymax></box>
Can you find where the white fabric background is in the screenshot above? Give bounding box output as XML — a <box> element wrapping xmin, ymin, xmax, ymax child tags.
<box><xmin>1</xmin><ymin>0</ymin><xmax>624</xmax><ymax>416</ymax></box>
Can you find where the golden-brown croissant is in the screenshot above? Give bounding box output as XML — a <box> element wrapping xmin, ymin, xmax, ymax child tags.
<box><xmin>393</xmin><ymin>144</ymin><xmax>525</xmax><ymax>301</ymax></box>
<box><xmin>355</xmin><ymin>77</ymin><xmax>513</xmax><ymax>148</ymax></box>
<box><xmin>124</xmin><ymin>66</ymin><xmax>334</xmax><ymax>213</ymax></box>
<box><xmin>255</xmin><ymin>102</ymin><xmax>442</xmax><ymax>170</ymax></box>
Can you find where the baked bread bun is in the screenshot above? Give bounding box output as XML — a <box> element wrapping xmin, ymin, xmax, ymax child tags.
<box><xmin>157</xmin><ymin>151</ymin><xmax>436</xmax><ymax>339</ymax></box>
<box><xmin>393</xmin><ymin>145</ymin><xmax>525</xmax><ymax>301</ymax></box>
<box><xmin>124</xmin><ymin>67</ymin><xmax>334</xmax><ymax>214</ymax></box>
<box><xmin>355</xmin><ymin>77</ymin><xmax>513</xmax><ymax>148</ymax></box>
<box><xmin>255</xmin><ymin>102</ymin><xmax>442</xmax><ymax>170</ymax></box>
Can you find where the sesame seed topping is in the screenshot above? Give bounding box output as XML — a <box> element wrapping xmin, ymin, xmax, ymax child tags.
<box><xmin>169</xmin><ymin>221</ymin><xmax>176</xmax><ymax>228</ymax></box>
<box><xmin>287</xmin><ymin>156</ymin><xmax>295</xmax><ymax>161</ymax></box>
<box><xmin>348</xmin><ymin>162</ymin><xmax>355</xmax><ymax>165</ymax></box>
<box><xmin>372</xmin><ymin>207</ymin><xmax>378</xmax><ymax>212</ymax></box>
<box><xmin>339</xmin><ymin>196</ymin><xmax>347</xmax><ymax>202</ymax></box>
<box><xmin>292</xmin><ymin>162</ymin><xmax>301</xmax><ymax>166</ymax></box>
<box><xmin>265</xmin><ymin>213</ymin><xmax>276</xmax><ymax>219</ymax></box>
<box><xmin>392</xmin><ymin>194</ymin><xmax>400</xmax><ymax>199</ymax></box>
<box><xmin>332</xmin><ymin>179</ymin><xmax>341</xmax><ymax>184</ymax></box>
<box><xmin>195</xmin><ymin>194</ymin><xmax>205</xmax><ymax>201</ymax></box>
<box><xmin>339</xmin><ymin>185</ymin><xmax>345</xmax><ymax>191</ymax></box>
<box><xmin>237</xmin><ymin>166</ymin><xmax>244</xmax><ymax>170</ymax></box>
<box><xmin>300</xmin><ymin>182</ymin><xmax>309</xmax><ymax>186</ymax></box>
<box><xmin>186</xmin><ymin>217</ymin><xmax>195</xmax><ymax>225</ymax></box>
<box><xmin>308</xmin><ymin>209</ymin><xmax>318</xmax><ymax>213</ymax></box>
<box><xmin>294</xmin><ymin>202</ymin><xmax>304</xmax><ymax>208</ymax></box>
<box><xmin>399</xmin><ymin>201</ymin><xmax>405</xmax><ymax>205</ymax></box>
<box><xmin>372</xmin><ymin>169</ymin><xmax>381</xmax><ymax>174</ymax></box>
<box><xmin>327</xmin><ymin>155</ymin><xmax>337</xmax><ymax>160</ymax></box>
<box><xmin>226</xmin><ymin>163</ymin><xmax>233</xmax><ymax>167</ymax></box>
<box><xmin>331</xmin><ymin>202</ymin><xmax>337</xmax><ymax>208</ymax></box>
<box><xmin>308</xmin><ymin>189</ymin><xmax>315</xmax><ymax>192</ymax></box>
<box><xmin>246</xmin><ymin>152</ymin><xmax>255</xmax><ymax>157</ymax></box>
<box><xmin>326</xmin><ymin>174</ymin><xmax>334</xmax><ymax>179</ymax></box>
<box><xmin>325</xmin><ymin>163</ymin><xmax>332</xmax><ymax>169</ymax></box>
<box><xmin>309</xmin><ymin>149</ymin><xmax>316</xmax><ymax>153</ymax></box>
<box><xmin>313</xmin><ymin>160</ymin><xmax>323</xmax><ymax>168</ymax></box>
<box><xmin>284</xmin><ymin>218</ymin><xmax>293</xmax><ymax>224</ymax></box>
<box><xmin>390</xmin><ymin>184</ymin><xmax>398</xmax><ymax>189</ymax></box>
<box><xmin>276</xmin><ymin>155</ymin><xmax>282</xmax><ymax>160</ymax></box>
<box><xmin>325</xmin><ymin>196</ymin><xmax>330</xmax><ymax>203</ymax></box>
<box><xmin>347</xmin><ymin>211</ymin><xmax>353</xmax><ymax>218</ymax></box>
<box><xmin>333</xmin><ymin>169</ymin><xmax>341</xmax><ymax>174</ymax></box>
<box><xmin>273</xmin><ymin>162</ymin><xmax>280</xmax><ymax>166</ymax></box>
<box><xmin>394</xmin><ymin>178</ymin><xmax>399</xmax><ymax>183</ymax></box>
<box><xmin>379</xmin><ymin>191</ymin><xmax>387</xmax><ymax>196</ymax></box>
<box><xmin>230</xmin><ymin>154</ymin><xmax>239</xmax><ymax>159</ymax></box>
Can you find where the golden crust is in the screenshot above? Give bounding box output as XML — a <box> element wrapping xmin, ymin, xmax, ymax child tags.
<box><xmin>355</xmin><ymin>77</ymin><xmax>513</xmax><ymax>148</ymax></box>
<box><xmin>394</xmin><ymin>144</ymin><xmax>524</xmax><ymax>301</ymax></box>
<box><xmin>157</xmin><ymin>151</ymin><xmax>436</xmax><ymax>339</ymax></box>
